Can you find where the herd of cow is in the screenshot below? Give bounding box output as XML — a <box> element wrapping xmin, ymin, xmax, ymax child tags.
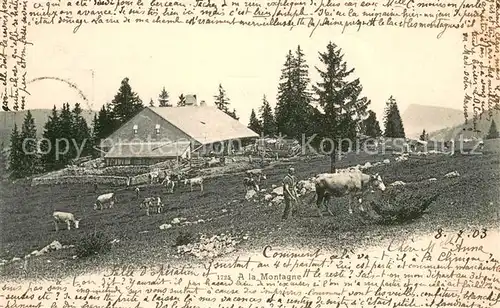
<box><xmin>51</xmin><ymin>172</ymin><xmax>210</xmax><ymax>232</ymax></box>
<box><xmin>51</xmin><ymin>163</ymin><xmax>389</xmax><ymax>232</ymax></box>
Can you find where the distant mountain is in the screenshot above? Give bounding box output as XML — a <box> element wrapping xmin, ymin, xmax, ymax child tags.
<box><xmin>401</xmin><ymin>104</ymin><xmax>466</xmax><ymax>139</ymax></box>
<box><xmin>0</xmin><ymin>109</ymin><xmax>96</xmax><ymax>149</ymax></box>
<box><xmin>428</xmin><ymin>109</ymin><xmax>500</xmax><ymax>141</ymax></box>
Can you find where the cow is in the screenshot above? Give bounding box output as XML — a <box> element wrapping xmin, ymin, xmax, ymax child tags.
<box><xmin>140</xmin><ymin>196</ymin><xmax>164</xmax><ymax>216</ymax></box>
<box><xmin>161</xmin><ymin>176</ymin><xmax>175</xmax><ymax>194</ymax></box>
<box><xmin>243</xmin><ymin>177</ymin><xmax>260</xmax><ymax>192</ymax></box>
<box><xmin>134</xmin><ymin>187</ymin><xmax>140</xmax><ymax>200</ymax></box>
<box><xmin>314</xmin><ymin>172</ymin><xmax>386</xmax><ymax>216</ymax></box>
<box><xmin>245</xmin><ymin>168</ymin><xmax>267</xmax><ymax>188</ymax></box>
<box><xmin>205</xmin><ymin>157</ymin><xmax>222</xmax><ymax>168</ymax></box>
<box><xmin>246</xmin><ymin>168</ymin><xmax>266</xmax><ymax>180</ymax></box>
<box><xmin>184</xmin><ymin>177</ymin><xmax>204</xmax><ymax>192</ymax></box>
<box><xmin>53</xmin><ymin>211</ymin><xmax>80</xmax><ymax>232</ymax></box>
<box><xmin>149</xmin><ymin>171</ymin><xmax>160</xmax><ymax>184</ymax></box>
<box><xmin>94</xmin><ymin>192</ymin><xmax>116</xmax><ymax>210</ymax></box>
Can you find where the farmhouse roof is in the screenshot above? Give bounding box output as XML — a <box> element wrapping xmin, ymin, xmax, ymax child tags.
<box><xmin>149</xmin><ymin>106</ymin><xmax>259</xmax><ymax>144</ymax></box>
<box><xmin>105</xmin><ymin>141</ymin><xmax>190</xmax><ymax>158</ymax></box>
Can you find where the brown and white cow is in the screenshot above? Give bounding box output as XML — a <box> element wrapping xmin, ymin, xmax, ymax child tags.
<box><xmin>313</xmin><ymin>172</ymin><xmax>386</xmax><ymax>216</ymax></box>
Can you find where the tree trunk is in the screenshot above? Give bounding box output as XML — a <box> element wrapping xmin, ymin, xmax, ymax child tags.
<box><xmin>330</xmin><ymin>142</ymin><xmax>336</xmax><ymax>173</ymax></box>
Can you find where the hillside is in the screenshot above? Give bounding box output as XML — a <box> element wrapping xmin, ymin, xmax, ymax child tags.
<box><xmin>401</xmin><ymin>104</ymin><xmax>466</xmax><ymax>139</ymax></box>
<box><xmin>428</xmin><ymin>109</ymin><xmax>500</xmax><ymax>141</ymax></box>
<box><xmin>0</xmin><ymin>109</ymin><xmax>96</xmax><ymax>149</ymax></box>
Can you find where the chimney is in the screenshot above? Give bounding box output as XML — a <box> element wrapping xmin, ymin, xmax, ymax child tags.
<box><xmin>185</xmin><ymin>94</ymin><xmax>197</xmax><ymax>106</ymax></box>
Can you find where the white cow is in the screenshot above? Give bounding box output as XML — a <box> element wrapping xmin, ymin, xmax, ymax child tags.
<box><xmin>149</xmin><ymin>171</ymin><xmax>160</xmax><ymax>184</ymax></box>
<box><xmin>94</xmin><ymin>192</ymin><xmax>116</xmax><ymax>210</ymax></box>
<box><xmin>184</xmin><ymin>177</ymin><xmax>204</xmax><ymax>192</ymax></box>
<box><xmin>314</xmin><ymin>172</ymin><xmax>386</xmax><ymax>216</ymax></box>
<box><xmin>140</xmin><ymin>196</ymin><xmax>164</xmax><ymax>216</ymax></box>
<box><xmin>161</xmin><ymin>176</ymin><xmax>175</xmax><ymax>194</ymax></box>
<box><xmin>53</xmin><ymin>211</ymin><xmax>80</xmax><ymax>232</ymax></box>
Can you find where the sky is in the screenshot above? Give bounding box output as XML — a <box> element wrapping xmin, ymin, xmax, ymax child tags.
<box><xmin>25</xmin><ymin>22</ymin><xmax>464</xmax><ymax>125</ymax></box>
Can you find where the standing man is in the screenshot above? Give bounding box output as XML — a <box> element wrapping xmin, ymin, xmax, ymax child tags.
<box><xmin>282</xmin><ymin>167</ymin><xmax>298</xmax><ymax>220</ymax></box>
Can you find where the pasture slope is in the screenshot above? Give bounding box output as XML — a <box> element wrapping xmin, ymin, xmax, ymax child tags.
<box><xmin>0</xmin><ymin>152</ymin><xmax>499</xmax><ymax>279</ymax></box>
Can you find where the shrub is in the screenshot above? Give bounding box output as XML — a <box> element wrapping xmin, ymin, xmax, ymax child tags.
<box><xmin>75</xmin><ymin>231</ymin><xmax>112</xmax><ymax>258</ymax></box>
<box><xmin>174</xmin><ymin>231</ymin><xmax>196</xmax><ymax>247</ymax></box>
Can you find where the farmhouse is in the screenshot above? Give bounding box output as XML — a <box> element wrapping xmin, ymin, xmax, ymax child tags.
<box><xmin>101</xmin><ymin>103</ymin><xmax>259</xmax><ymax>166</ymax></box>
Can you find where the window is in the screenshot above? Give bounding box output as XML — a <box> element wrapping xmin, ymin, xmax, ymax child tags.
<box><xmin>133</xmin><ymin>124</ymin><xmax>138</xmax><ymax>134</ymax></box>
<box><xmin>155</xmin><ymin>124</ymin><xmax>160</xmax><ymax>135</ymax></box>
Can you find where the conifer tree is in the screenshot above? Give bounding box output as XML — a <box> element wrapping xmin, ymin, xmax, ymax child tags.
<box><xmin>259</xmin><ymin>95</ymin><xmax>276</xmax><ymax>137</ymax></box>
<box><xmin>8</xmin><ymin>124</ymin><xmax>22</xmax><ymax>178</ymax></box>
<box><xmin>214</xmin><ymin>84</ymin><xmax>239</xmax><ymax>120</ymax></box>
<box><xmin>292</xmin><ymin>45</ymin><xmax>316</xmax><ymax>137</ymax></box>
<box><xmin>58</xmin><ymin>103</ymin><xmax>74</xmax><ymax>166</ymax></box>
<box><xmin>177</xmin><ymin>94</ymin><xmax>186</xmax><ymax>107</ymax></box>
<box><xmin>19</xmin><ymin>110</ymin><xmax>40</xmax><ymax>176</ymax></box>
<box><xmin>383</xmin><ymin>96</ymin><xmax>406</xmax><ymax>138</ymax></box>
<box><xmin>109</xmin><ymin>77</ymin><xmax>144</xmax><ymax>128</ymax></box>
<box><xmin>41</xmin><ymin>105</ymin><xmax>61</xmax><ymax>171</ymax></box>
<box><xmin>486</xmin><ymin>120</ymin><xmax>499</xmax><ymax>139</ymax></box>
<box><xmin>362</xmin><ymin>110</ymin><xmax>382</xmax><ymax>138</ymax></box>
<box><xmin>72</xmin><ymin>103</ymin><xmax>92</xmax><ymax>158</ymax></box>
<box><xmin>158</xmin><ymin>87</ymin><xmax>171</xmax><ymax>107</ymax></box>
<box><xmin>275</xmin><ymin>46</ymin><xmax>317</xmax><ymax>139</ymax></box>
<box><xmin>275</xmin><ymin>50</ymin><xmax>296</xmax><ymax>138</ymax></box>
<box><xmin>313</xmin><ymin>41</ymin><xmax>370</xmax><ymax>172</ymax></box>
<box><xmin>419</xmin><ymin>129</ymin><xmax>427</xmax><ymax>141</ymax></box>
<box><xmin>248</xmin><ymin>109</ymin><xmax>262</xmax><ymax>135</ymax></box>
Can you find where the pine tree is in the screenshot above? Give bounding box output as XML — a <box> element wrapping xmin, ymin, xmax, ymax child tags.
<box><xmin>158</xmin><ymin>87</ymin><xmax>171</xmax><ymax>107</ymax></box>
<box><xmin>149</xmin><ymin>98</ymin><xmax>155</xmax><ymax>107</ymax></box>
<box><xmin>227</xmin><ymin>108</ymin><xmax>239</xmax><ymax>120</ymax></box>
<box><xmin>313</xmin><ymin>42</ymin><xmax>370</xmax><ymax>172</ymax></box>
<box><xmin>248</xmin><ymin>109</ymin><xmax>262</xmax><ymax>135</ymax></box>
<box><xmin>177</xmin><ymin>94</ymin><xmax>186</xmax><ymax>107</ymax></box>
<box><xmin>109</xmin><ymin>77</ymin><xmax>144</xmax><ymax>128</ymax></box>
<box><xmin>214</xmin><ymin>84</ymin><xmax>230</xmax><ymax>112</ymax></box>
<box><xmin>214</xmin><ymin>84</ymin><xmax>239</xmax><ymax>120</ymax></box>
<box><xmin>41</xmin><ymin>105</ymin><xmax>61</xmax><ymax>171</ymax></box>
<box><xmin>93</xmin><ymin>105</ymin><xmax>114</xmax><ymax>141</ymax></box>
<box><xmin>275</xmin><ymin>50</ymin><xmax>296</xmax><ymax>138</ymax></box>
<box><xmin>362</xmin><ymin>110</ymin><xmax>382</xmax><ymax>138</ymax></box>
<box><xmin>292</xmin><ymin>45</ymin><xmax>315</xmax><ymax>137</ymax></box>
<box><xmin>259</xmin><ymin>95</ymin><xmax>276</xmax><ymax>136</ymax></box>
<box><xmin>419</xmin><ymin>129</ymin><xmax>427</xmax><ymax>141</ymax></box>
<box><xmin>72</xmin><ymin>103</ymin><xmax>92</xmax><ymax>159</ymax></box>
<box><xmin>383</xmin><ymin>96</ymin><xmax>406</xmax><ymax>138</ymax></box>
<box><xmin>58</xmin><ymin>103</ymin><xmax>74</xmax><ymax>166</ymax></box>
<box><xmin>19</xmin><ymin>110</ymin><xmax>39</xmax><ymax>176</ymax></box>
<box><xmin>486</xmin><ymin>120</ymin><xmax>499</xmax><ymax>139</ymax></box>
<box><xmin>8</xmin><ymin>123</ymin><xmax>22</xmax><ymax>178</ymax></box>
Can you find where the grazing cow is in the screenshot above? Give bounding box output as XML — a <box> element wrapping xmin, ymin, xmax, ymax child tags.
<box><xmin>205</xmin><ymin>157</ymin><xmax>221</xmax><ymax>168</ymax></box>
<box><xmin>245</xmin><ymin>168</ymin><xmax>267</xmax><ymax>189</ymax></box>
<box><xmin>53</xmin><ymin>211</ymin><xmax>80</xmax><ymax>231</ymax></box>
<box><xmin>243</xmin><ymin>177</ymin><xmax>259</xmax><ymax>192</ymax></box>
<box><xmin>149</xmin><ymin>171</ymin><xmax>160</xmax><ymax>184</ymax></box>
<box><xmin>246</xmin><ymin>168</ymin><xmax>267</xmax><ymax>180</ymax></box>
<box><xmin>94</xmin><ymin>192</ymin><xmax>116</xmax><ymax>210</ymax></box>
<box><xmin>314</xmin><ymin>172</ymin><xmax>386</xmax><ymax>216</ymax></box>
<box><xmin>140</xmin><ymin>197</ymin><xmax>164</xmax><ymax>216</ymax></box>
<box><xmin>161</xmin><ymin>176</ymin><xmax>175</xmax><ymax>194</ymax></box>
<box><xmin>184</xmin><ymin>177</ymin><xmax>204</xmax><ymax>192</ymax></box>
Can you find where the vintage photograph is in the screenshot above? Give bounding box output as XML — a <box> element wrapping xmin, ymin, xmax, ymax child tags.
<box><xmin>1</xmin><ymin>1</ymin><xmax>499</xmax><ymax>305</ymax></box>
